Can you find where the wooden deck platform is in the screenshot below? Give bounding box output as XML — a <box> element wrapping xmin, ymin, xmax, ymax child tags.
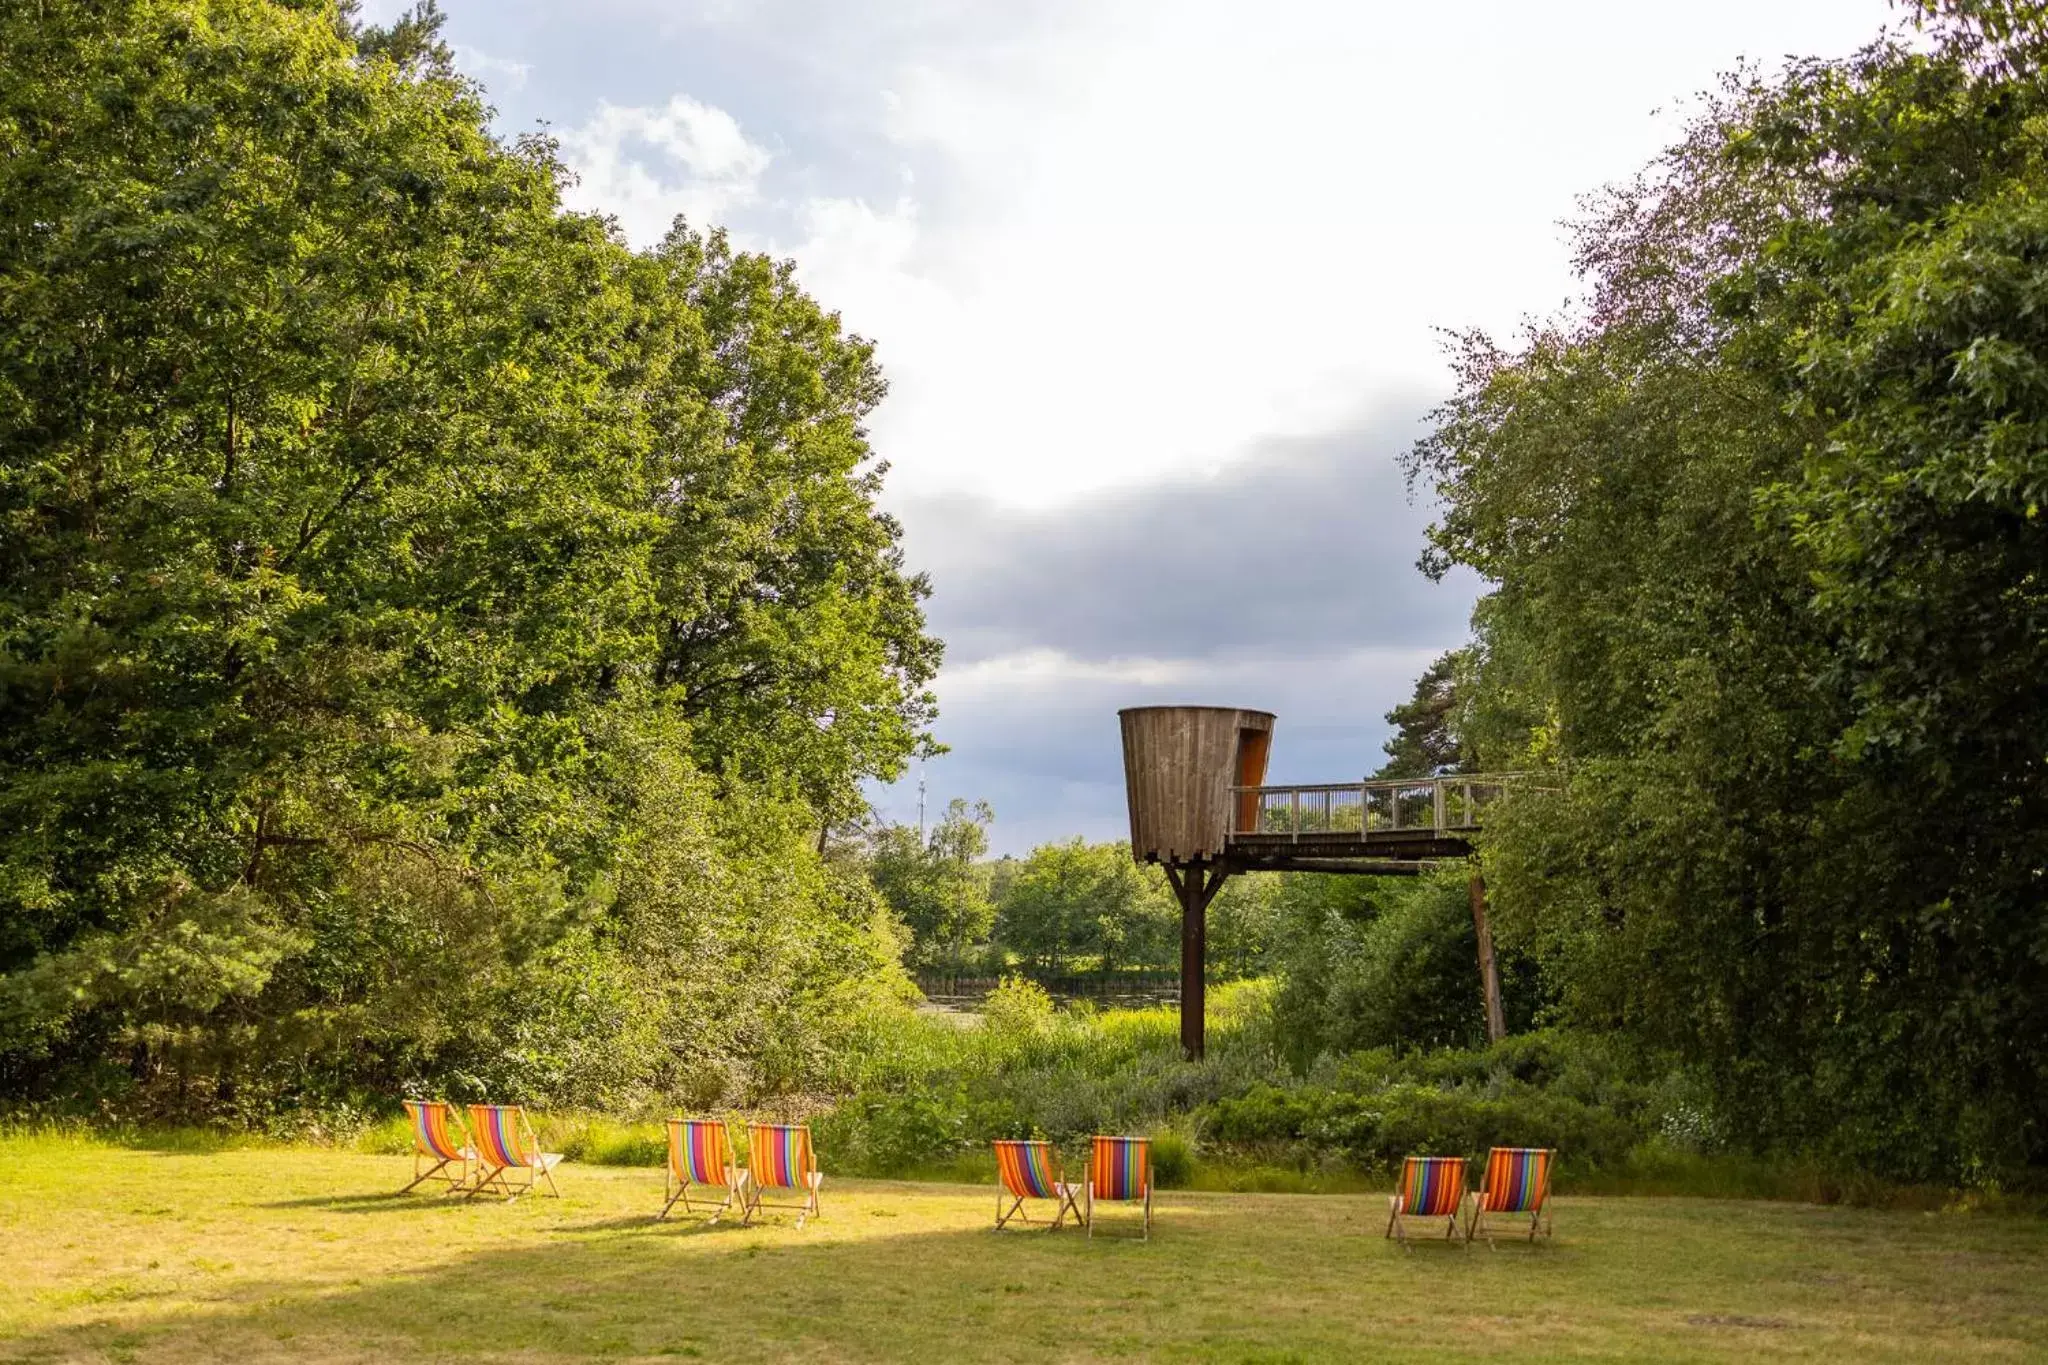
<box><xmin>1219</xmin><ymin>775</ymin><xmax>1524</xmax><ymax>871</ymax></box>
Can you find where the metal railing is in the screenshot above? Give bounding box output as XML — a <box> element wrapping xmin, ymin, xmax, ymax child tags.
<box><xmin>1228</xmin><ymin>774</ymin><xmax>1530</xmax><ymax>839</ymax></box>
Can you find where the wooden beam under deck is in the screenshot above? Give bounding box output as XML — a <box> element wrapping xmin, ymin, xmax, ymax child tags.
<box><xmin>1224</xmin><ymin>856</ymin><xmax>1432</xmax><ymax>876</ymax></box>
<box><xmin>1226</xmin><ymin>831</ymin><xmax>1476</xmax><ymax>863</ymax></box>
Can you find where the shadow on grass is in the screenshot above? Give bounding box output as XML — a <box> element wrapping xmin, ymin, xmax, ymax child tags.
<box><xmin>555</xmin><ymin>1212</ymin><xmax>749</xmax><ymax>1235</ymax></box>
<box><xmin>259</xmin><ymin>1191</ymin><xmax>479</xmax><ymax>1214</ymax></box>
<box><xmin>9</xmin><ymin>1177</ymin><xmax>2048</xmax><ymax>1365</ymax></box>
<box><xmin>0</xmin><ymin>1193</ymin><xmax>1519</xmax><ymax>1363</ymax></box>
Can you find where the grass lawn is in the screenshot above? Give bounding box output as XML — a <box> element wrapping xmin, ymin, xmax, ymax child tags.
<box><xmin>2</xmin><ymin>1135</ymin><xmax>2045</xmax><ymax>1362</ymax></box>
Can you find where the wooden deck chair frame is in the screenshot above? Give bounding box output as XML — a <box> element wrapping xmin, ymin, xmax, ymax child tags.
<box><xmin>400</xmin><ymin>1099</ymin><xmax>476</xmax><ymax>1194</ymax></box>
<box><xmin>992</xmin><ymin>1139</ymin><xmax>1082</xmax><ymax>1231</ymax></box>
<box><xmin>661</xmin><ymin>1118</ymin><xmax>748</xmax><ymax>1222</ymax></box>
<box><xmin>1083</xmin><ymin>1135</ymin><xmax>1152</xmax><ymax>1242</ymax></box>
<box><xmin>1385</xmin><ymin>1155</ymin><xmax>1470</xmax><ymax>1249</ymax></box>
<box><xmin>741</xmin><ymin>1123</ymin><xmax>823</xmax><ymax>1229</ymax></box>
<box><xmin>1466</xmin><ymin>1146</ymin><xmax>1556</xmax><ymax>1246</ymax></box>
<box><xmin>465</xmin><ymin>1104</ymin><xmax>563</xmax><ymax>1202</ymax></box>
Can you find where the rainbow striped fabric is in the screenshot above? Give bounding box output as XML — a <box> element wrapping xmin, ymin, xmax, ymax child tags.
<box><xmin>1398</xmin><ymin>1156</ymin><xmax>1467</xmax><ymax>1217</ymax></box>
<box><xmin>669</xmin><ymin>1120</ymin><xmax>731</xmax><ymax>1187</ymax></box>
<box><xmin>1090</xmin><ymin>1136</ymin><xmax>1149</xmax><ymax>1202</ymax></box>
<box><xmin>467</xmin><ymin>1104</ymin><xmax>530</xmax><ymax>1170</ymax></box>
<box><xmin>748</xmin><ymin>1124</ymin><xmax>814</xmax><ymax>1191</ymax></box>
<box><xmin>994</xmin><ymin>1140</ymin><xmax>1061</xmax><ymax>1200</ymax></box>
<box><xmin>406</xmin><ymin>1100</ymin><xmax>463</xmax><ymax>1162</ymax></box>
<box><xmin>1480</xmin><ymin>1147</ymin><xmax>1550</xmax><ymax>1213</ymax></box>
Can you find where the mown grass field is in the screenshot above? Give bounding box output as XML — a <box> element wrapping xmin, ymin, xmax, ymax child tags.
<box><xmin>2</xmin><ymin>1135</ymin><xmax>2045</xmax><ymax>1363</ymax></box>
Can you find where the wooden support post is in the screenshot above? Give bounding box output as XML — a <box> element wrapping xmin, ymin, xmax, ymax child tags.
<box><xmin>1179</xmin><ymin>869</ymin><xmax>1205</xmax><ymax>1060</ymax></box>
<box><xmin>1469</xmin><ymin>868</ymin><xmax>1507</xmax><ymax>1044</ymax></box>
<box><xmin>1166</xmin><ymin>863</ymin><xmax>1230</xmax><ymax>1059</ymax></box>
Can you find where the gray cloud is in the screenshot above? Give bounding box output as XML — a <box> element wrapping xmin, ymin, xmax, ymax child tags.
<box><xmin>876</xmin><ymin>405</ymin><xmax>1484</xmax><ymax>853</ymax></box>
<box><xmin>894</xmin><ymin>402</ymin><xmax>1481</xmax><ymax>669</ymax></box>
<box><xmin>875</xmin><ymin>644</ymin><xmax>1466</xmax><ymax>854</ymax></box>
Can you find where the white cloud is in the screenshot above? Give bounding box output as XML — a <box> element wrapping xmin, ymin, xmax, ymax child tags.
<box><xmin>681</xmin><ymin>0</ymin><xmax>1887</xmax><ymax>510</ymax></box>
<box><xmin>533</xmin><ymin>1</ymin><xmax>1887</xmax><ymax>509</ymax></box>
<box><xmin>939</xmin><ymin>649</ymin><xmax>1201</xmax><ymax>692</ymax></box>
<box><xmin>457</xmin><ymin>45</ymin><xmax>531</xmax><ymax>90</ymax></box>
<box><xmin>459</xmin><ymin>0</ymin><xmax>1890</xmax><ymax>843</ymax></box>
<box><xmin>557</xmin><ymin>95</ymin><xmax>773</xmax><ymax>245</ymax></box>
<box><xmin>876</xmin><ymin>642</ymin><xmax>1450</xmax><ymax>852</ymax></box>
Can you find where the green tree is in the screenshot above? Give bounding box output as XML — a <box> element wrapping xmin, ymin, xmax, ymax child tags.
<box><xmin>633</xmin><ymin>225</ymin><xmax>941</xmax><ymax>823</ymax></box>
<box><xmin>0</xmin><ymin>0</ymin><xmax>935</xmax><ymax>1117</ymax></box>
<box><xmin>994</xmin><ymin>840</ymin><xmax>1173</xmax><ymax>977</ymax></box>
<box><xmin>1375</xmin><ymin>649</ymin><xmax>1473</xmax><ymax>778</ymax></box>
<box><xmin>1406</xmin><ymin>1</ymin><xmax>2048</xmax><ymax>1180</ymax></box>
<box><xmin>1268</xmin><ymin>871</ymin><xmax>1491</xmax><ymax>1066</ymax></box>
<box><xmin>1206</xmin><ymin>874</ymin><xmax>1279</xmax><ymax>980</ymax></box>
<box><xmin>866</xmin><ymin>799</ymin><xmax>996</xmax><ymax>969</ymax></box>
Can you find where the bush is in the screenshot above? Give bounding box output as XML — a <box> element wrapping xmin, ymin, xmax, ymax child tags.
<box><xmin>543</xmin><ymin>1115</ymin><xmax>667</xmax><ymax>1167</ymax></box>
<box><xmin>981</xmin><ymin>976</ymin><xmax>1057</xmax><ymax>1044</ymax></box>
<box><xmin>1267</xmin><ymin>870</ymin><xmax>1544</xmax><ymax>1067</ymax></box>
<box><xmin>1195</xmin><ymin>1025</ymin><xmax>1676</xmax><ymax>1177</ymax></box>
<box><xmin>1148</xmin><ymin>1130</ymin><xmax>1195</xmax><ymax>1188</ymax></box>
<box><xmin>814</xmin><ymin>1088</ymin><xmax>973</xmax><ymax>1175</ymax></box>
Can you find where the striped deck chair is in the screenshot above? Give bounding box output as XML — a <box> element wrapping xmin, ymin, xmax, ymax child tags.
<box><xmin>1083</xmin><ymin>1135</ymin><xmax>1152</xmax><ymax>1241</ymax></box>
<box><xmin>400</xmin><ymin>1099</ymin><xmax>475</xmax><ymax>1194</ymax></box>
<box><xmin>464</xmin><ymin>1104</ymin><xmax>563</xmax><ymax>1201</ymax></box>
<box><xmin>661</xmin><ymin>1118</ymin><xmax>748</xmax><ymax>1222</ymax></box>
<box><xmin>742</xmin><ymin>1123</ymin><xmax>823</xmax><ymax>1228</ymax></box>
<box><xmin>1385</xmin><ymin>1155</ymin><xmax>1469</xmax><ymax>1247</ymax></box>
<box><xmin>992</xmin><ymin>1139</ymin><xmax>1082</xmax><ymax>1230</ymax></box>
<box><xmin>1467</xmin><ymin>1146</ymin><xmax>1555</xmax><ymax>1245</ymax></box>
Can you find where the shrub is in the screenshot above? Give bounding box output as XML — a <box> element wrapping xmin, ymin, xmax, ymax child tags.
<box><xmin>1148</xmin><ymin>1130</ymin><xmax>1195</xmax><ymax>1188</ymax></box>
<box><xmin>981</xmin><ymin>976</ymin><xmax>1057</xmax><ymax>1044</ymax></box>
<box><xmin>814</xmin><ymin>1088</ymin><xmax>973</xmax><ymax>1175</ymax></box>
<box><xmin>1201</xmin><ymin>1085</ymin><xmax>1319</xmax><ymax>1144</ymax></box>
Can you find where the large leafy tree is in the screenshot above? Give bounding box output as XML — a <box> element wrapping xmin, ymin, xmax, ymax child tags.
<box><xmin>994</xmin><ymin>840</ymin><xmax>1175</xmax><ymax>977</ymax></box>
<box><xmin>866</xmin><ymin>798</ymin><xmax>996</xmax><ymax>969</ymax></box>
<box><xmin>632</xmin><ymin>226</ymin><xmax>940</xmax><ymax>819</ymax></box>
<box><xmin>1408</xmin><ymin>0</ymin><xmax>2048</xmax><ymax>1180</ymax></box>
<box><xmin>0</xmin><ymin>0</ymin><xmax>936</xmax><ymax>1111</ymax></box>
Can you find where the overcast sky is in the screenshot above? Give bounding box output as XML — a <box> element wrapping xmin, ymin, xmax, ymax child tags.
<box><xmin>369</xmin><ymin>0</ymin><xmax>1895</xmax><ymax>852</ymax></box>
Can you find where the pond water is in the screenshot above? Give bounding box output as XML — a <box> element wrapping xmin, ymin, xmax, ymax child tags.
<box><xmin>914</xmin><ymin>978</ymin><xmax>1181</xmax><ymax>1023</ymax></box>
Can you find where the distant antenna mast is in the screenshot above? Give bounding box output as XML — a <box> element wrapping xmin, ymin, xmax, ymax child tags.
<box><xmin>917</xmin><ymin>763</ymin><xmax>927</xmax><ymax>844</ymax></box>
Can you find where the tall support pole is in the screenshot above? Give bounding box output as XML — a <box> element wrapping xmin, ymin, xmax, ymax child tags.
<box><xmin>1166</xmin><ymin>863</ymin><xmax>1230</xmax><ymax>1059</ymax></box>
<box><xmin>1468</xmin><ymin>867</ymin><xmax>1507</xmax><ymax>1044</ymax></box>
<box><xmin>1179</xmin><ymin>869</ymin><xmax>1205</xmax><ymax>1060</ymax></box>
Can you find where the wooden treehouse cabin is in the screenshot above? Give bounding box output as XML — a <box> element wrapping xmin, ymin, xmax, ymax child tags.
<box><xmin>1118</xmin><ymin>705</ymin><xmax>1522</xmax><ymax>1057</ymax></box>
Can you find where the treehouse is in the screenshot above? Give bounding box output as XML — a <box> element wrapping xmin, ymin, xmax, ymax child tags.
<box><xmin>1117</xmin><ymin>705</ymin><xmax>1520</xmax><ymax>1056</ymax></box>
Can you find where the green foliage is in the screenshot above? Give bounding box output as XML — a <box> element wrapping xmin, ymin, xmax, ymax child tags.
<box><xmin>1375</xmin><ymin>648</ymin><xmax>1474</xmax><ymax>778</ymax></box>
<box><xmin>1267</xmin><ymin>869</ymin><xmax>1534</xmax><ymax>1066</ymax></box>
<box><xmin>972</xmin><ymin>838</ymin><xmax>1276</xmax><ymax>984</ymax></box>
<box><xmin>978</xmin><ymin>975</ymin><xmax>1056</xmax><ymax>1041</ymax></box>
<box><xmin>1204</xmin><ymin>874</ymin><xmax>1280</xmax><ymax>981</ymax></box>
<box><xmin>865</xmin><ymin>800</ymin><xmax>995</xmax><ymax>969</ymax></box>
<box><xmin>812</xmin><ymin>982</ymin><xmax>1284</xmax><ymax>1176</ymax></box>
<box><xmin>813</xmin><ymin>991</ymin><xmax>1734</xmax><ymax>1194</ymax></box>
<box><xmin>991</xmin><ymin>839</ymin><xmax>1177</xmax><ymax>976</ymax></box>
<box><xmin>1406</xmin><ymin>5</ymin><xmax>2048</xmax><ymax>1183</ymax></box>
<box><xmin>1199</xmin><ymin>1029</ymin><xmax>1665</xmax><ymax>1175</ymax></box>
<box><xmin>0</xmin><ymin>0</ymin><xmax>935</xmax><ymax>1119</ymax></box>
<box><xmin>1147</xmin><ymin>1129</ymin><xmax>1195</xmax><ymax>1189</ymax></box>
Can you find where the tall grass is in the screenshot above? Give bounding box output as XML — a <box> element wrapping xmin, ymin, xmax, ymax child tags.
<box><xmin>14</xmin><ymin>980</ymin><xmax>2024</xmax><ymax>1209</ymax></box>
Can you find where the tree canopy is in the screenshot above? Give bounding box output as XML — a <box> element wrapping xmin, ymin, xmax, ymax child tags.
<box><xmin>0</xmin><ymin>0</ymin><xmax>936</xmax><ymax>1114</ymax></box>
<box><xmin>1407</xmin><ymin>0</ymin><xmax>2048</xmax><ymax>1181</ymax></box>
<box><xmin>866</xmin><ymin>799</ymin><xmax>995</xmax><ymax>969</ymax></box>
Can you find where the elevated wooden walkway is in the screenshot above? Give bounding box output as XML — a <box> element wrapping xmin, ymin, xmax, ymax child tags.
<box><xmin>1223</xmin><ymin>774</ymin><xmax>1525</xmax><ymax>871</ymax></box>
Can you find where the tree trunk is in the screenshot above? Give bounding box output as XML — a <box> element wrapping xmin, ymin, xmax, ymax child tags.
<box><xmin>1169</xmin><ymin>863</ymin><xmax>1229</xmax><ymax>1060</ymax></box>
<box><xmin>1469</xmin><ymin>869</ymin><xmax>1507</xmax><ymax>1044</ymax></box>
